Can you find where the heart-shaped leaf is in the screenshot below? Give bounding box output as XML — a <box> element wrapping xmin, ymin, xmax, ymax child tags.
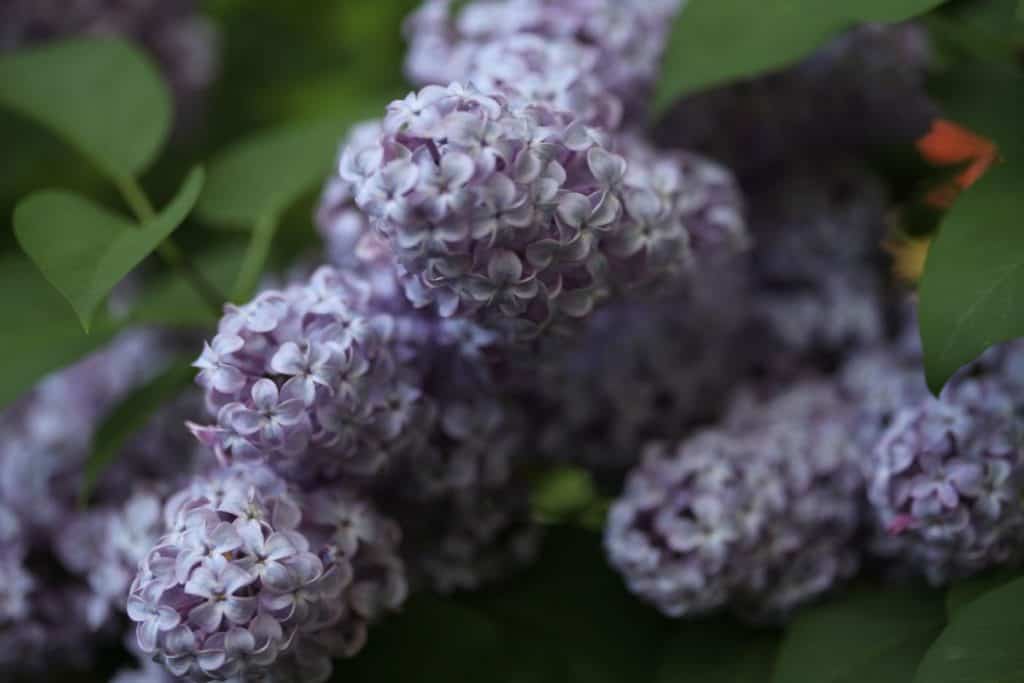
<box><xmin>198</xmin><ymin>117</ymin><xmax>372</xmax><ymax>229</ymax></box>
<box><xmin>915</xmin><ymin>577</ymin><xmax>1024</xmax><ymax>683</ymax></box>
<box><xmin>654</xmin><ymin>0</ymin><xmax>952</xmax><ymax>115</ymax></box>
<box><xmin>0</xmin><ymin>37</ymin><xmax>171</xmax><ymax>180</ymax></box>
<box><xmin>14</xmin><ymin>167</ymin><xmax>204</xmax><ymax>332</ymax></box>
<box><xmin>0</xmin><ymin>253</ymin><xmax>121</xmax><ymax>409</ymax></box>
<box><xmin>773</xmin><ymin>585</ymin><xmax>945</xmax><ymax>683</ymax></box>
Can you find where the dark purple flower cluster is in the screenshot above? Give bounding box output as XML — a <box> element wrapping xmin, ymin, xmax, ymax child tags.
<box><xmin>605</xmin><ymin>380</ymin><xmax>862</xmax><ymax>620</ymax></box>
<box><xmin>0</xmin><ymin>331</ymin><xmax>204</xmax><ymax>676</ymax></box>
<box><xmin>865</xmin><ymin>341</ymin><xmax>1024</xmax><ymax>584</ymax></box>
<box><xmin>404</xmin><ymin>0</ymin><xmax>681</xmax><ymax>126</ymax></box>
<box><xmin>0</xmin><ymin>0</ymin><xmax>218</xmax><ymax>126</ymax></box>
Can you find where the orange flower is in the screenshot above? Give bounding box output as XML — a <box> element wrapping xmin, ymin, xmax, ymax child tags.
<box><xmin>916</xmin><ymin>119</ymin><xmax>998</xmax><ymax>208</ymax></box>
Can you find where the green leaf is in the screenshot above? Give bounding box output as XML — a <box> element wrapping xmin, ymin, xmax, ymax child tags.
<box><xmin>917</xmin><ymin>64</ymin><xmax>1024</xmax><ymax>392</ymax></box>
<box><xmin>773</xmin><ymin>585</ymin><xmax>945</xmax><ymax>683</ymax></box>
<box><xmin>466</xmin><ymin>526</ymin><xmax>670</xmax><ymax>683</ymax></box>
<box><xmin>0</xmin><ymin>253</ymin><xmax>121</xmax><ymax>409</ymax></box>
<box><xmin>80</xmin><ymin>359</ymin><xmax>194</xmax><ymax>503</ymax></box>
<box><xmin>14</xmin><ymin>167</ymin><xmax>205</xmax><ymax>331</ymax></box>
<box><xmin>197</xmin><ymin>117</ymin><xmax>370</xmax><ymax>229</ymax></box>
<box><xmin>332</xmin><ymin>594</ymin><xmax>508</xmax><ymax>683</ymax></box>
<box><xmin>0</xmin><ymin>37</ymin><xmax>171</xmax><ymax>180</ymax></box>
<box><xmin>945</xmin><ymin>569</ymin><xmax>1022</xmax><ymax>621</ymax></box>
<box><xmin>915</xmin><ymin>577</ymin><xmax>1024</xmax><ymax>683</ymax></box>
<box><xmin>657</xmin><ymin>619</ymin><xmax>780</xmax><ymax>683</ymax></box>
<box><xmin>129</xmin><ymin>244</ymin><xmax>245</xmax><ymax>328</ymax></box>
<box><xmin>918</xmin><ymin>163</ymin><xmax>1024</xmax><ymax>393</ymax></box>
<box><xmin>654</xmin><ymin>0</ymin><xmax>951</xmax><ymax>114</ymax></box>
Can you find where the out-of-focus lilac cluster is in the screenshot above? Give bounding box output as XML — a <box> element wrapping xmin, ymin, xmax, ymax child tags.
<box><xmin>605</xmin><ymin>381</ymin><xmax>862</xmax><ymax>620</ymax></box>
<box><xmin>0</xmin><ymin>0</ymin><xmax>218</xmax><ymax>127</ymax></box>
<box><xmin>404</xmin><ymin>0</ymin><xmax>681</xmax><ymax>126</ymax></box>
<box><xmin>655</xmin><ymin>22</ymin><xmax>936</xmax><ymax>179</ymax></box>
<box><xmin>0</xmin><ymin>332</ymin><xmax>203</xmax><ymax>676</ymax></box>
<box><xmin>866</xmin><ymin>342</ymin><xmax>1024</xmax><ymax>584</ymax></box>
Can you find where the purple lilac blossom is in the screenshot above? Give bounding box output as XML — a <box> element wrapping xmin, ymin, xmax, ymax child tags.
<box><xmin>0</xmin><ymin>330</ymin><xmax>204</xmax><ymax>676</ymax></box>
<box><xmin>866</xmin><ymin>348</ymin><xmax>1024</xmax><ymax>584</ymax></box>
<box><xmin>127</xmin><ymin>463</ymin><xmax>406</xmax><ymax>682</ymax></box>
<box><xmin>374</xmin><ymin>310</ymin><xmax>542</xmax><ymax>592</ymax></box>
<box><xmin>403</xmin><ymin>0</ymin><xmax>681</xmax><ymax>126</ymax></box>
<box><xmin>521</xmin><ymin>267</ymin><xmax>751</xmax><ymax>473</ymax></box>
<box><xmin>655</xmin><ymin>22</ymin><xmax>936</xmax><ymax>179</ymax></box>
<box><xmin>0</xmin><ymin>330</ymin><xmax>174</xmax><ymax>532</ymax></box>
<box><xmin>743</xmin><ymin>162</ymin><xmax>894</xmax><ymax>376</ymax></box>
<box><xmin>331</xmin><ymin>85</ymin><xmax>745</xmax><ymax>341</ymax></box>
<box><xmin>606</xmin><ymin>380</ymin><xmax>862</xmax><ymax>621</ymax></box>
<box><xmin>189</xmin><ymin>266</ymin><xmax>433</xmax><ymax>484</ymax></box>
<box><xmin>868</xmin><ymin>397</ymin><xmax>1024</xmax><ymax>584</ymax></box>
<box><xmin>0</xmin><ymin>0</ymin><xmax>218</xmax><ymax>128</ymax></box>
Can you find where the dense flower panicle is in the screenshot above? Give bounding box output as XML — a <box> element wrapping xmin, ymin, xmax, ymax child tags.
<box><xmin>0</xmin><ymin>330</ymin><xmax>177</xmax><ymax>532</ymax></box>
<box><xmin>752</xmin><ymin>273</ymin><xmax>887</xmax><ymax>369</ymax></box>
<box><xmin>374</xmin><ymin>320</ymin><xmax>542</xmax><ymax>592</ymax></box>
<box><xmin>316</xmin><ymin>120</ymin><xmax>408</xmax><ymax>311</ymax></box>
<box><xmin>57</xmin><ymin>491</ymin><xmax>167</xmax><ymax>630</ymax></box>
<box><xmin>334</xmin><ymin>83</ymin><xmax>745</xmax><ymax>341</ymax></box>
<box><xmin>404</xmin><ymin>0</ymin><xmax>681</xmax><ymax>125</ymax></box>
<box><xmin>190</xmin><ymin>266</ymin><xmax>433</xmax><ymax>483</ymax></box>
<box><xmin>128</xmin><ymin>464</ymin><xmax>406</xmax><ymax>682</ymax></box>
<box><xmin>394</xmin><ymin>483</ymin><xmax>541</xmax><ymax>594</ymax></box>
<box><xmin>743</xmin><ymin>163</ymin><xmax>893</xmax><ymax>375</ymax></box>
<box><xmin>840</xmin><ymin>345</ymin><xmax>930</xmax><ymax>452</ymax></box>
<box><xmin>0</xmin><ymin>0</ymin><xmax>218</xmax><ymax>126</ymax></box>
<box><xmin>867</xmin><ymin>391</ymin><xmax>1024</xmax><ymax>585</ymax></box>
<box><xmin>0</xmin><ymin>330</ymin><xmax>204</xmax><ymax>677</ymax></box>
<box><xmin>655</xmin><ymin>22</ymin><xmax>935</xmax><ymax>178</ymax></box>
<box><xmin>606</xmin><ymin>381</ymin><xmax>862</xmax><ymax>620</ymax></box>
<box><xmin>524</xmin><ymin>271</ymin><xmax>751</xmax><ymax>473</ymax></box>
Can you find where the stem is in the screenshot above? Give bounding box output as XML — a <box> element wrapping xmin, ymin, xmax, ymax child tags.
<box><xmin>115</xmin><ymin>175</ymin><xmax>225</xmax><ymax>315</ymax></box>
<box><xmin>232</xmin><ymin>214</ymin><xmax>278</xmax><ymax>303</ymax></box>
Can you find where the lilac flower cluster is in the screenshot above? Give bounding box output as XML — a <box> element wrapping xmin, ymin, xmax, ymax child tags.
<box><xmin>744</xmin><ymin>163</ymin><xmax>894</xmax><ymax>376</ymax></box>
<box><xmin>127</xmin><ymin>464</ymin><xmax>405</xmax><ymax>682</ymax></box>
<box><xmin>523</xmin><ymin>271</ymin><xmax>750</xmax><ymax>473</ymax></box>
<box><xmin>0</xmin><ymin>0</ymin><xmax>218</xmax><ymax>126</ymax></box>
<box><xmin>866</xmin><ymin>342</ymin><xmax>1024</xmax><ymax>584</ymax></box>
<box><xmin>324</xmin><ymin>84</ymin><xmax>744</xmax><ymax>341</ymax></box>
<box><xmin>404</xmin><ymin>0</ymin><xmax>681</xmax><ymax>126</ymax></box>
<box><xmin>605</xmin><ymin>381</ymin><xmax>862</xmax><ymax>620</ymax></box>
<box><xmin>656</xmin><ymin>22</ymin><xmax>935</xmax><ymax>178</ymax></box>
<box><xmin>0</xmin><ymin>331</ymin><xmax>204</xmax><ymax>676</ymax></box>
<box><xmin>190</xmin><ymin>266</ymin><xmax>432</xmax><ymax>483</ymax></box>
